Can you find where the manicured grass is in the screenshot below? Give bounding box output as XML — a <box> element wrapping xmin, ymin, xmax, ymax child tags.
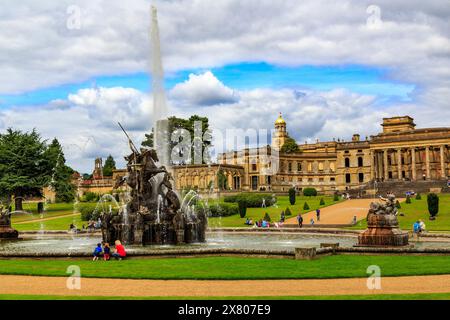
<box><xmin>1</xmin><ymin>293</ymin><xmax>450</xmax><ymax>300</ymax></box>
<box><xmin>352</xmin><ymin>194</ymin><xmax>450</xmax><ymax>231</ymax></box>
<box><xmin>13</xmin><ymin>214</ymin><xmax>83</xmax><ymax>231</ymax></box>
<box><xmin>208</xmin><ymin>196</ymin><xmax>341</xmax><ymax>228</ymax></box>
<box><xmin>1</xmin><ymin>256</ymin><xmax>450</xmax><ymax>280</ymax></box>
<box><xmin>11</xmin><ymin>202</ymin><xmax>77</xmax><ymax>223</ymax></box>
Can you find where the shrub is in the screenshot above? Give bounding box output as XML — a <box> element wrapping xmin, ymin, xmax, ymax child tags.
<box><xmin>303</xmin><ymin>188</ymin><xmax>317</xmax><ymax>197</ymax></box>
<box><xmin>197</xmin><ymin>203</ymin><xmax>239</xmax><ymax>218</ymax></box>
<box><xmin>224</xmin><ymin>193</ymin><xmax>276</xmax><ymax>208</ymax></box>
<box><xmin>427</xmin><ymin>193</ymin><xmax>439</xmax><ymax>218</ymax></box>
<box><xmin>333</xmin><ymin>194</ymin><xmax>340</xmax><ymax>202</ymax></box>
<box><xmin>78</xmin><ymin>204</ymin><xmax>97</xmax><ymax>221</ymax></box>
<box><xmin>263</xmin><ymin>212</ymin><xmax>271</xmax><ymax>222</ymax></box>
<box><xmin>303</xmin><ymin>202</ymin><xmax>310</xmax><ymax>211</ymax></box>
<box><xmin>288</xmin><ymin>188</ymin><xmax>296</xmax><ymax>205</ymax></box>
<box><xmin>319</xmin><ymin>198</ymin><xmax>325</xmax><ymax>206</ymax></box>
<box><xmin>416</xmin><ymin>193</ymin><xmax>422</xmax><ymax>200</ymax></box>
<box><xmin>285</xmin><ymin>207</ymin><xmax>292</xmax><ymax>216</ymax></box>
<box><xmin>406</xmin><ymin>196</ymin><xmax>411</xmax><ymax>204</ymax></box>
<box><xmin>395</xmin><ymin>200</ymin><xmax>401</xmax><ymax>209</ymax></box>
<box><xmin>82</xmin><ymin>192</ymin><xmax>99</xmax><ymax>203</ymax></box>
<box><xmin>237</xmin><ymin>201</ymin><xmax>247</xmax><ymax>218</ymax></box>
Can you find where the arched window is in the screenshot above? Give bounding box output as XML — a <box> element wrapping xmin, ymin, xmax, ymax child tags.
<box><xmin>358</xmin><ymin>157</ymin><xmax>363</xmax><ymax>167</ymax></box>
<box><xmin>345</xmin><ymin>158</ymin><xmax>350</xmax><ymax>168</ymax></box>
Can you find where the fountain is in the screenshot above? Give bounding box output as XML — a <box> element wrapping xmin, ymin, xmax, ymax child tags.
<box><xmin>358</xmin><ymin>194</ymin><xmax>409</xmax><ymax>247</ymax></box>
<box><xmin>100</xmin><ymin>125</ymin><xmax>207</xmax><ymax>246</ymax></box>
<box><xmin>0</xmin><ymin>207</ymin><xmax>19</xmax><ymax>240</ymax></box>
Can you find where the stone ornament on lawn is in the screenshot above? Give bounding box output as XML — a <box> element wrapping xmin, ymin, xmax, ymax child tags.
<box><xmin>358</xmin><ymin>195</ymin><xmax>409</xmax><ymax>247</ymax></box>
<box><xmin>0</xmin><ymin>206</ymin><xmax>19</xmax><ymax>240</ymax></box>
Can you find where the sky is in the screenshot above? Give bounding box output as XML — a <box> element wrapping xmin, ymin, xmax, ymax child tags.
<box><xmin>0</xmin><ymin>0</ymin><xmax>449</xmax><ymax>173</ymax></box>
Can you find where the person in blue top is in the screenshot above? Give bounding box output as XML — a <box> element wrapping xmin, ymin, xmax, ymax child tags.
<box><xmin>413</xmin><ymin>221</ymin><xmax>421</xmax><ymax>239</ymax></box>
<box><xmin>92</xmin><ymin>243</ymin><xmax>102</xmax><ymax>261</ymax></box>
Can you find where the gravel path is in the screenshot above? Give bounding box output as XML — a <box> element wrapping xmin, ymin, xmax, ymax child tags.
<box><xmin>1</xmin><ymin>274</ymin><xmax>450</xmax><ymax>297</ymax></box>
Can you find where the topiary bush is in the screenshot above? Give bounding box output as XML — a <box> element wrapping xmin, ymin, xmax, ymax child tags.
<box><xmin>320</xmin><ymin>198</ymin><xmax>325</xmax><ymax>206</ymax></box>
<box><xmin>406</xmin><ymin>196</ymin><xmax>411</xmax><ymax>204</ymax></box>
<box><xmin>303</xmin><ymin>188</ymin><xmax>318</xmax><ymax>197</ymax></box>
<box><xmin>288</xmin><ymin>188</ymin><xmax>296</xmax><ymax>205</ymax></box>
<box><xmin>416</xmin><ymin>193</ymin><xmax>422</xmax><ymax>200</ymax></box>
<box><xmin>303</xmin><ymin>202</ymin><xmax>310</xmax><ymax>211</ymax></box>
<box><xmin>427</xmin><ymin>193</ymin><xmax>439</xmax><ymax>219</ymax></box>
<box><xmin>333</xmin><ymin>194</ymin><xmax>340</xmax><ymax>201</ymax></box>
<box><xmin>285</xmin><ymin>207</ymin><xmax>292</xmax><ymax>216</ymax></box>
<box><xmin>237</xmin><ymin>201</ymin><xmax>247</xmax><ymax>218</ymax></box>
<box><xmin>224</xmin><ymin>193</ymin><xmax>276</xmax><ymax>208</ymax></box>
<box><xmin>263</xmin><ymin>212</ymin><xmax>271</xmax><ymax>222</ymax></box>
<box><xmin>395</xmin><ymin>200</ymin><xmax>401</xmax><ymax>209</ymax></box>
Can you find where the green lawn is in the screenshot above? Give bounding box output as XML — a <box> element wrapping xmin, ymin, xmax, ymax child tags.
<box><xmin>352</xmin><ymin>194</ymin><xmax>450</xmax><ymax>231</ymax></box>
<box><xmin>1</xmin><ymin>256</ymin><xmax>450</xmax><ymax>280</ymax></box>
<box><xmin>11</xmin><ymin>202</ymin><xmax>76</xmax><ymax>223</ymax></box>
<box><xmin>13</xmin><ymin>214</ymin><xmax>83</xmax><ymax>231</ymax></box>
<box><xmin>208</xmin><ymin>196</ymin><xmax>341</xmax><ymax>228</ymax></box>
<box><xmin>1</xmin><ymin>293</ymin><xmax>450</xmax><ymax>300</ymax></box>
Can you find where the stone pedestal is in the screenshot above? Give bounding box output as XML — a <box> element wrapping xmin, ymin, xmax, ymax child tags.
<box><xmin>358</xmin><ymin>213</ymin><xmax>409</xmax><ymax>247</ymax></box>
<box><xmin>295</xmin><ymin>248</ymin><xmax>316</xmax><ymax>260</ymax></box>
<box><xmin>0</xmin><ymin>224</ymin><xmax>19</xmax><ymax>240</ymax></box>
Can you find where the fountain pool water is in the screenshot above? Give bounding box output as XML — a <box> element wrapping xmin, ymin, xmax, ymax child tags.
<box><xmin>1</xmin><ymin>232</ymin><xmax>449</xmax><ymax>256</ymax></box>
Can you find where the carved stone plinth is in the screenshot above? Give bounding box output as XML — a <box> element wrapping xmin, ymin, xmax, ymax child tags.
<box><xmin>0</xmin><ymin>225</ymin><xmax>19</xmax><ymax>240</ymax></box>
<box><xmin>358</xmin><ymin>213</ymin><xmax>409</xmax><ymax>247</ymax></box>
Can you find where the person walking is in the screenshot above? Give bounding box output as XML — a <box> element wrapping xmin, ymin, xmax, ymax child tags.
<box><xmin>297</xmin><ymin>214</ymin><xmax>303</xmax><ymax>228</ymax></box>
<box><xmin>316</xmin><ymin>209</ymin><xmax>321</xmax><ymax>222</ymax></box>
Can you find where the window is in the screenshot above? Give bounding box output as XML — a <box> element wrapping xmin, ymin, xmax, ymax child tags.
<box><xmin>252</xmin><ymin>164</ymin><xmax>257</xmax><ymax>171</ymax></box>
<box><xmin>330</xmin><ymin>177</ymin><xmax>336</xmax><ymax>182</ymax></box>
<box><xmin>345</xmin><ymin>158</ymin><xmax>350</xmax><ymax>168</ymax></box>
<box><xmin>288</xmin><ymin>162</ymin><xmax>292</xmax><ymax>172</ymax></box>
<box><xmin>388</xmin><ymin>171</ymin><xmax>393</xmax><ymax>179</ymax></box>
<box><xmin>346</xmin><ymin>174</ymin><xmax>351</xmax><ymax>184</ymax></box>
<box><xmin>359</xmin><ymin>173</ymin><xmax>364</xmax><ymax>183</ymax></box>
<box><xmin>297</xmin><ymin>163</ymin><xmax>302</xmax><ymax>172</ymax></box>
<box><xmin>308</xmin><ymin>162</ymin><xmax>313</xmax><ymax>172</ymax></box>
<box><xmin>251</xmin><ymin>176</ymin><xmax>258</xmax><ymax>190</ymax></box>
<box><xmin>358</xmin><ymin>157</ymin><xmax>363</xmax><ymax>167</ymax></box>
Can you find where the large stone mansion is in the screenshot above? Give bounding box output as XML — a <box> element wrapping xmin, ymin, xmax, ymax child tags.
<box><xmin>172</xmin><ymin>115</ymin><xmax>450</xmax><ymax>195</ymax></box>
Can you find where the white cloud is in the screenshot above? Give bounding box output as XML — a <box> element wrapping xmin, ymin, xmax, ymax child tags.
<box><xmin>170</xmin><ymin>71</ymin><xmax>239</xmax><ymax>106</ymax></box>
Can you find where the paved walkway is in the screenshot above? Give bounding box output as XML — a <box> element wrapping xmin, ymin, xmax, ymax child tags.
<box><xmin>286</xmin><ymin>199</ymin><xmax>392</xmax><ymax>226</ymax></box>
<box><xmin>1</xmin><ymin>275</ymin><xmax>450</xmax><ymax>297</ymax></box>
<box><xmin>13</xmin><ymin>213</ymin><xmax>78</xmax><ymax>225</ymax></box>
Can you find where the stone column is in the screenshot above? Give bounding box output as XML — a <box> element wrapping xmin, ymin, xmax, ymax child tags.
<box><xmin>383</xmin><ymin>149</ymin><xmax>389</xmax><ymax>181</ymax></box>
<box><xmin>425</xmin><ymin>147</ymin><xmax>431</xmax><ymax>180</ymax></box>
<box><xmin>441</xmin><ymin>145</ymin><xmax>446</xmax><ymax>179</ymax></box>
<box><xmin>370</xmin><ymin>150</ymin><xmax>375</xmax><ymax>180</ymax></box>
<box><xmin>411</xmin><ymin>148</ymin><xmax>417</xmax><ymax>181</ymax></box>
<box><xmin>397</xmin><ymin>149</ymin><xmax>402</xmax><ymax>180</ymax></box>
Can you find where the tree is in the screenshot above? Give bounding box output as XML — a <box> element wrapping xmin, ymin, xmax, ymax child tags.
<box><xmin>46</xmin><ymin>138</ymin><xmax>75</xmax><ymax>203</ymax></box>
<box><xmin>285</xmin><ymin>207</ymin><xmax>292</xmax><ymax>216</ymax></box>
<box><xmin>0</xmin><ymin>129</ymin><xmax>53</xmax><ymax>210</ymax></box>
<box><xmin>288</xmin><ymin>188</ymin><xmax>296</xmax><ymax>205</ymax></box>
<box><xmin>102</xmin><ymin>155</ymin><xmax>116</xmax><ymax>177</ymax></box>
<box><xmin>427</xmin><ymin>193</ymin><xmax>439</xmax><ymax>219</ymax></box>
<box><xmin>142</xmin><ymin>115</ymin><xmax>212</xmax><ymax>164</ymax></box>
<box><xmin>281</xmin><ymin>136</ymin><xmax>300</xmax><ymax>154</ymax></box>
<box><xmin>303</xmin><ymin>202</ymin><xmax>310</xmax><ymax>211</ymax></box>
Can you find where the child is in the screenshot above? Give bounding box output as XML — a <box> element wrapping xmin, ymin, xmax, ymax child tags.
<box><xmin>103</xmin><ymin>243</ymin><xmax>111</xmax><ymax>261</ymax></box>
<box><xmin>92</xmin><ymin>243</ymin><xmax>102</xmax><ymax>261</ymax></box>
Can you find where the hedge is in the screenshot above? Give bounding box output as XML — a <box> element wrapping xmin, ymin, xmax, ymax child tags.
<box><xmin>196</xmin><ymin>202</ymin><xmax>239</xmax><ymax>218</ymax></box>
<box><xmin>303</xmin><ymin>188</ymin><xmax>318</xmax><ymax>197</ymax></box>
<box><xmin>224</xmin><ymin>193</ymin><xmax>277</xmax><ymax>208</ymax></box>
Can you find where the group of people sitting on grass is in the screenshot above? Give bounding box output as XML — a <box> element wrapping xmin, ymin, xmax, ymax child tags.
<box><xmin>92</xmin><ymin>240</ymin><xmax>127</xmax><ymax>261</ymax></box>
<box><xmin>245</xmin><ymin>211</ymin><xmax>288</xmax><ymax>229</ymax></box>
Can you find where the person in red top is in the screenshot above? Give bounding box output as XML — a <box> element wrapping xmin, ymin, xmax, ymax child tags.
<box><xmin>112</xmin><ymin>240</ymin><xmax>127</xmax><ymax>260</ymax></box>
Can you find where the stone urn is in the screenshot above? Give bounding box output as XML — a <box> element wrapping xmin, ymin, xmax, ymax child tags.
<box><xmin>358</xmin><ymin>195</ymin><xmax>409</xmax><ymax>247</ymax></box>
